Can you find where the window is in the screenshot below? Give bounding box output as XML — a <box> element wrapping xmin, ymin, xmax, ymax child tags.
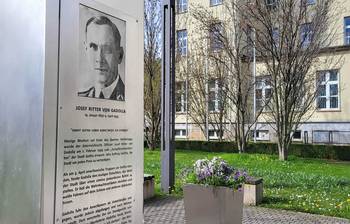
<box><xmin>251</xmin><ymin>130</ymin><xmax>269</xmax><ymax>141</ymax></box>
<box><xmin>177</xmin><ymin>0</ymin><xmax>187</xmax><ymax>13</ymax></box>
<box><xmin>175</xmin><ymin>129</ymin><xmax>187</xmax><ymax>138</ymax></box>
<box><xmin>301</xmin><ymin>0</ymin><xmax>316</xmax><ymax>5</ymax></box>
<box><xmin>176</xmin><ymin>81</ymin><xmax>187</xmax><ymax>112</ymax></box>
<box><xmin>293</xmin><ymin>130</ymin><xmax>302</xmax><ymax>140</ymax></box>
<box><xmin>344</xmin><ymin>17</ymin><xmax>350</xmax><ymax>45</ymax></box>
<box><xmin>317</xmin><ymin>70</ymin><xmax>339</xmax><ymax>109</ymax></box>
<box><xmin>272</xmin><ymin>28</ymin><xmax>279</xmax><ymax>47</ymax></box>
<box><xmin>209</xmin><ymin>130</ymin><xmax>223</xmax><ymax>140</ymax></box>
<box><xmin>209</xmin><ymin>23</ymin><xmax>223</xmax><ymax>52</ymax></box>
<box><xmin>256</xmin><ymin>77</ymin><xmax>272</xmax><ymax>111</ymax></box>
<box><xmin>304</xmin><ymin>131</ymin><xmax>309</xmax><ymax>144</ymax></box>
<box><xmin>210</xmin><ymin>0</ymin><xmax>222</xmax><ymax>6</ymax></box>
<box><xmin>266</xmin><ymin>0</ymin><xmax>278</xmax><ymax>9</ymax></box>
<box><xmin>208</xmin><ymin>79</ymin><xmax>221</xmax><ymax>112</ymax></box>
<box><xmin>247</xmin><ymin>26</ymin><xmax>253</xmax><ymax>48</ymax></box>
<box><xmin>300</xmin><ymin>23</ymin><xmax>313</xmax><ymax>47</ymax></box>
<box><xmin>177</xmin><ymin>29</ymin><xmax>187</xmax><ymax>56</ymax></box>
<box><xmin>306</xmin><ymin>0</ymin><xmax>316</xmax><ymax>4</ymax></box>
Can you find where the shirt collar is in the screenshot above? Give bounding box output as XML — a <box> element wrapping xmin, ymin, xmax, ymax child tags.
<box><xmin>96</xmin><ymin>76</ymin><xmax>119</xmax><ymax>99</ymax></box>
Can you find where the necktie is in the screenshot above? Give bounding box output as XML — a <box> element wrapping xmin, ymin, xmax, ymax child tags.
<box><xmin>99</xmin><ymin>91</ymin><xmax>104</xmax><ymax>99</ymax></box>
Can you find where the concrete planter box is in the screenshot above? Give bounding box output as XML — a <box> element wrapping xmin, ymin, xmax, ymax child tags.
<box><xmin>183</xmin><ymin>184</ymin><xmax>243</xmax><ymax>224</ymax></box>
<box><xmin>143</xmin><ymin>174</ymin><xmax>155</xmax><ymax>200</ymax></box>
<box><xmin>244</xmin><ymin>178</ymin><xmax>263</xmax><ymax>206</ymax></box>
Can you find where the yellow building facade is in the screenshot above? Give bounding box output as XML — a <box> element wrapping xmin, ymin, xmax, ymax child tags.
<box><xmin>175</xmin><ymin>0</ymin><xmax>350</xmax><ymax>144</ymax></box>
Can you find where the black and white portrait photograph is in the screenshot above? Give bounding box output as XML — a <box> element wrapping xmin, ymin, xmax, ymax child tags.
<box><xmin>78</xmin><ymin>5</ymin><xmax>126</xmax><ymax>101</ymax></box>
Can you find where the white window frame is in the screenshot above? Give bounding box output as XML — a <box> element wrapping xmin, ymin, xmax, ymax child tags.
<box><xmin>272</xmin><ymin>27</ymin><xmax>279</xmax><ymax>47</ymax></box>
<box><xmin>301</xmin><ymin>23</ymin><xmax>313</xmax><ymax>48</ymax></box>
<box><xmin>209</xmin><ymin>130</ymin><xmax>224</xmax><ymax>140</ymax></box>
<box><xmin>177</xmin><ymin>29</ymin><xmax>187</xmax><ymax>56</ymax></box>
<box><xmin>252</xmin><ymin>130</ymin><xmax>270</xmax><ymax>141</ymax></box>
<box><xmin>266</xmin><ymin>0</ymin><xmax>278</xmax><ymax>9</ymax></box>
<box><xmin>301</xmin><ymin>0</ymin><xmax>316</xmax><ymax>5</ymax></box>
<box><xmin>176</xmin><ymin>81</ymin><xmax>187</xmax><ymax>113</ymax></box>
<box><xmin>344</xmin><ymin>17</ymin><xmax>350</xmax><ymax>45</ymax></box>
<box><xmin>210</xmin><ymin>23</ymin><xmax>223</xmax><ymax>52</ymax></box>
<box><xmin>306</xmin><ymin>0</ymin><xmax>316</xmax><ymax>4</ymax></box>
<box><xmin>208</xmin><ymin>79</ymin><xmax>220</xmax><ymax>112</ymax></box>
<box><xmin>316</xmin><ymin>70</ymin><xmax>340</xmax><ymax>110</ymax></box>
<box><xmin>256</xmin><ymin>76</ymin><xmax>272</xmax><ymax>111</ymax></box>
<box><xmin>175</xmin><ymin>129</ymin><xmax>187</xmax><ymax>139</ymax></box>
<box><xmin>292</xmin><ymin>130</ymin><xmax>302</xmax><ymax>141</ymax></box>
<box><xmin>177</xmin><ymin>0</ymin><xmax>188</xmax><ymax>13</ymax></box>
<box><xmin>210</xmin><ymin>0</ymin><xmax>222</xmax><ymax>6</ymax></box>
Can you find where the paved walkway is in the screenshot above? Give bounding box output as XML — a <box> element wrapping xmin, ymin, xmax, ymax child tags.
<box><xmin>144</xmin><ymin>197</ymin><xmax>350</xmax><ymax>224</ymax></box>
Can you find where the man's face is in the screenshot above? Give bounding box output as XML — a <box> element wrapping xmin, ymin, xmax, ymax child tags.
<box><xmin>86</xmin><ymin>23</ymin><xmax>122</xmax><ymax>88</ymax></box>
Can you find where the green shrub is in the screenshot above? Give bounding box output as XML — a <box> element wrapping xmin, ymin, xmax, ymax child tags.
<box><xmin>175</xmin><ymin>141</ymin><xmax>237</xmax><ymax>153</ymax></box>
<box><xmin>175</xmin><ymin>141</ymin><xmax>350</xmax><ymax>161</ymax></box>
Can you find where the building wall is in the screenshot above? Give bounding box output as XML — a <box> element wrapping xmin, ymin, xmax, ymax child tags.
<box><xmin>175</xmin><ymin>0</ymin><xmax>350</xmax><ymax>143</ymax></box>
<box><xmin>310</xmin><ymin>52</ymin><xmax>350</xmax><ymax>122</ymax></box>
<box><xmin>176</xmin><ymin>0</ymin><xmax>232</xmax><ymax>141</ymax></box>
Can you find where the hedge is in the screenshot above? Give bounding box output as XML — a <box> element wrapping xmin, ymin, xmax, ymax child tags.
<box><xmin>175</xmin><ymin>141</ymin><xmax>350</xmax><ymax>161</ymax></box>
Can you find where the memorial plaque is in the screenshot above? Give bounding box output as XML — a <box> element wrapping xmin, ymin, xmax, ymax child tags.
<box><xmin>54</xmin><ymin>0</ymin><xmax>143</xmax><ymax>223</ymax></box>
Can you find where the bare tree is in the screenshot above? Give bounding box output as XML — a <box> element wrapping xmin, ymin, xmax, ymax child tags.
<box><xmin>191</xmin><ymin>2</ymin><xmax>265</xmax><ymax>151</ymax></box>
<box><xmin>176</xmin><ymin>44</ymin><xmax>208</xmax><ymax>140</ymax></box>
<box><xmin>179</xmin><ymin>43</ymin><xmax>231</xmax><ymax>142</ymax></box>
<box><xmin>144</xmin><ymin>0</ymin><xmax>162</xmax><ymax>150</ymax></box>
<box><xmin>208</xmin><ymin>59</ymin><xmax>231</xmax><ymax>142</ymax></box>
<box><xmin>241</xmin><ymin>0</ymin><xmax>342</xmax><ymax>160</ymax></box>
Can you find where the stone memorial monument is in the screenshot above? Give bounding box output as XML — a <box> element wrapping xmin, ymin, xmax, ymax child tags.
<box><xmin>0</xmin><ymin>0</ymin><xmax>144</xmax><ymax>224</ymax></box>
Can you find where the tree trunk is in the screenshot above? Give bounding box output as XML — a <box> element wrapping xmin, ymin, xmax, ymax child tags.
<box><xmin>236</xmin><ymin>108</ymin><xmax>247</xmax><ymax>153</ymax></box>
<box><xmin>238</xmin><ymin>144</ymin><xmax>243</xmax><ymax>154</ymax></box>
<box><xmin>278</xmin><ymin>141</ymin><xmax>288</xmax><ymax>161</ymax></box>
<box><xmin>237</xmin><ymin>138</ymin><xmax>246</xmax><ymax>154</ymax></box>
<box><xmin>146</xmin><ymin>125</ymin><xmax>159</xmax><ymax>151</ymax></box>
<box><xmin>236</xmin><ymin>121</ymin><xmax>246</xmax><ymax>153</ymax></box>
<box><xmin>149</xmin><ymin>133</ymin><xmax>155</xmax><ymax>150</ymax></box>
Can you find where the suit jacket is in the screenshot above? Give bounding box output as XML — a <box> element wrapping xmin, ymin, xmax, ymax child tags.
<box><xmin>78</xmin><ymin>78</ymin><xmax>125</xmax><ymax>101</ymax></box>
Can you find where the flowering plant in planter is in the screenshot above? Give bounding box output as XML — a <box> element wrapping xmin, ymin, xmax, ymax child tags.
<box><xmin>183</xmin><ymin>157</ymin><xmax>248</xmax><ymax>224</ymax></box>
<box><xmin>186</xmin><ymin>157</ymin><xmax>248</xmax><ymax>190</ymax></box>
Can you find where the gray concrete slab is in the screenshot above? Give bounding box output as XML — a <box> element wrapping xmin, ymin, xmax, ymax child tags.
<box><xmin>144</xmin><ymin>196</ymin><xmax>350</xmax><ymax>224</ymax></box>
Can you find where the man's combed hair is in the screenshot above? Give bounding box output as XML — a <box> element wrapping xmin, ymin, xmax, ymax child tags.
<box><xmin>85</xmin><ymin>16</ymin><xmax>121</xmax><ymax>46</ymax></box>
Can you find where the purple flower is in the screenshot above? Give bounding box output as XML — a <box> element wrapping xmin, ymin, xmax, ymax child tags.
<box><xmin>191</xmin><ymin>157</ymin><xmax>248</xmax><ymax>189</ymax></box>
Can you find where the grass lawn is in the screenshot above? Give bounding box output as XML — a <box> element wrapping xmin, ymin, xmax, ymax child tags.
<box><xmin>144</xmin><ymin>149</ymin><xmax>350</xmax><ymax>219</ymax></box>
